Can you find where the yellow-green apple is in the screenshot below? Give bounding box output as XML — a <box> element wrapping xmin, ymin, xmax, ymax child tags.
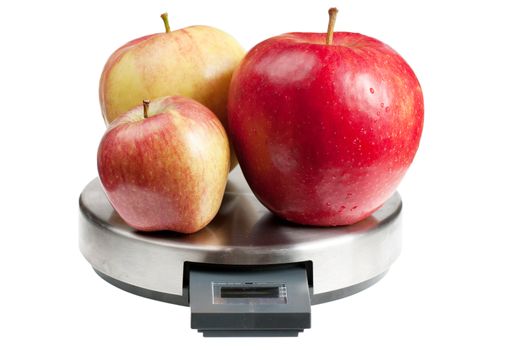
<box><xmin>99</xmin><ymin>13</ymin><xmax>244</xmax><ymax>168</ymax></box>
<box><xmin>228</xmin><ymin>8</ymin><xmax>424</xmax><ymax>226</ymax></box>
<box><xmin>97</xmin><ymin>96</ymin><xmax>230</xmax><ymax>233</ymax></box>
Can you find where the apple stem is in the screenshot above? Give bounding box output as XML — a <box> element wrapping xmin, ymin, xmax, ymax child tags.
<box><xmin>160</xmin><ymin>13</ymin><xmax>171</xmax><ymax>33</ymax></box>
<box><xmin>143</xmin><ymin>100</ymin><xmax>150</xmax><ymax>118</ymax></box>
<box><xmin>326</xmin><ymin>7</ymin><xmax>339</xmax><ymax>45</ymax></box>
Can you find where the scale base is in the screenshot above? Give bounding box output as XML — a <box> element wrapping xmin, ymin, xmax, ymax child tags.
<box><xmin>80</xmin><ymin>170</ymin><xmax>402</xmax><ymax>337</ymax></box>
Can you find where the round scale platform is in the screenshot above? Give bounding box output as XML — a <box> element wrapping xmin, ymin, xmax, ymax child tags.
<box><xmin>79</xmin><ymin>168</ymin><xmax>402</xmax><ymax>336</ymax></box>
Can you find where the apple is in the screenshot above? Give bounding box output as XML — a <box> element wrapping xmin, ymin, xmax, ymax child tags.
<box><xmin>99</xmin><ymin>13</ymin><xmax>244</xmax><ymax>168</ymax></box>
<box><xmin>97</xmin><ymin>96</ymin><xmax>230</xmax><ymax>233</ymax></box>
<box><xmin>228</xmin><ymin>8</ymin><xmax>424</xmax><ymax>226</ymax></box>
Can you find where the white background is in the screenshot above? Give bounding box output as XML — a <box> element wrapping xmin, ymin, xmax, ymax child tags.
<box><xmin>1</xmin><ymin>0</ymin><xmax>524</xmax><ymax>349</ymax></box>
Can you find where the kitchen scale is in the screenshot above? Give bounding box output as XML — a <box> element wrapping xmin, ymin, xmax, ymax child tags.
<box><xmin>79</xmin><ymin>167</ymin><xmax>402</xmax><ymax>337</ymax></box>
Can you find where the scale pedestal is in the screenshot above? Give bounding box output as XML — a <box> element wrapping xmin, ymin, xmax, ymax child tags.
<box><xmin>79</xmin><ymin>168</ymin><xmax>402</xmax><ymax>336</ymax></box>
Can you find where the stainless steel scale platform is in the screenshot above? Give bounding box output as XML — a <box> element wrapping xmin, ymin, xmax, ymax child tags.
<box><xmin>79</xmin><ymin>168</ymin><xmax>402</xmax><ymax>337</ymax></box>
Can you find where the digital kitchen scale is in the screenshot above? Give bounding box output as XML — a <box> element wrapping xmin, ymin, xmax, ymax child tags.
<box><xmin>79</xmin><ymin>168</ymin><xmax>402</xmax><ymax>337</ymax></box>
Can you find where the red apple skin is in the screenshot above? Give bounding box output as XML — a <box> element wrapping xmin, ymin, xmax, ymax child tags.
<box><xmin>97</xmin><ymin>96</ymin><xmax>230</xmax><ymax>233</ymax></box>
<box><xmin>228</xmin><ymin>32</ymin><xmax>423</xmax><ymax>226</ymax></box>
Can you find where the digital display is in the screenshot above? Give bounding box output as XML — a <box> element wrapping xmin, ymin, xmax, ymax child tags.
<box><xmin>220</xmin><ymin>286</ymin><xmax>280</xmax><ymax>298</ymax></box>
<box><xmin>212</xmin><ymin>282</ymin><xmax>288</xmax><ymax>305</ymax></box>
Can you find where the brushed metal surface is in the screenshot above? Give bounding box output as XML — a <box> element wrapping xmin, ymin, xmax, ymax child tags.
<box><xmin>79</xmin><ymin>167</ymin><xmax>402</xmax><ymax>297</ymax></box>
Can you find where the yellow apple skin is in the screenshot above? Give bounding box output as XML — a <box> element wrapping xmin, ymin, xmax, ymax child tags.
<box><xmin>99</xmin><ymin>25</ymin><xmax>244</xmax><ymax>168</ymax></box>
<box><xmin>97</xmin><ymin>96</ymin><xmax>230</xmax><ymax>234</ymax></box>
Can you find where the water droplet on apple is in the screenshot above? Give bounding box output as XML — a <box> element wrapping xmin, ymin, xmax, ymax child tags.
<box><xmin>370</xmin><ymin>88</ymin><xmax>375</xmax><ymax>94</ymax></box>
<box><xmin>385</xmin><ymin>107</ymin><xmax>390</xmax><ymax>112</ymax></box>
<box><xmin>376</xmin><ymin>111</ymin><xmax>380</xmax><ymax>116</ymax></box>
<box><xmin>351</xmin><ymin>205</ymin><xmax>358</xmax><ymax>211</ymax></box>
<box><xmin>380</xmin><ymin>103</ymin><xmax>384</xmax><ymax>108</ymax></box>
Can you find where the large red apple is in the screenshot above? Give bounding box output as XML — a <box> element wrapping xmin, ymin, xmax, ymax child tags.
<box><xmin>228</xmin><ymin>8</ymin><xmax>423</xmax><ymax>226</ymax></box>
<box><xmin>97</xmin><ymin>96</ymin><xmax>230</xmax><ymax>233</ymax></box>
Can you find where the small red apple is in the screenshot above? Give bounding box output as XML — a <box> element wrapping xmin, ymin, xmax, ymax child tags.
<box><xmin>97</xmin><ymin>96</ymin><xmax>230</xmax><ymax>233</ymax></box>
<box><xmin>228</xmin><ymin>8</ymin><xmax>423</xmax><ymax>226</ymax></box>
